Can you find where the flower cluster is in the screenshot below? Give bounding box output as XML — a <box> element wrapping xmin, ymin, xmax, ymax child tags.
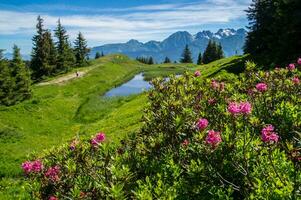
<box><xmin>292</xmin><ymin>76</ymin><xmax>300</xmax><ymax>85</ymax></box>
<box><xmin>287</xmin><ymin>63</ymin><xmax>296</xmax><ymax>71</ymax></box>
<box><xmin>261</xmin><ymin>125</ymin><xmax>279</xmax><ymax>143</ymax></box>
<box><xmin>194</xmin><ymin>70</ymin><xmax>201</xmax><ymax>77</ymax></box>
<box><xmin>91</xmin><ymin>132</ymin><xmax>106</xmax><ymax>147</ymax></box>
<box><xmin>211</xmin><ymin>80</ymin><xmax>225</xmax><ymax>91</ymax></box>
<box><xmin>182</xmin><ymin>139</ymin><xmax>189</xmax><ymax>147</ymax></box>
<box><xmin>21</xmin><ymin>160</ymin><xmax>43</xmax><ymax>174</ymax></box>
<box><xmin>45</xmin><ymin>165</ymin><xmax>60</xmax><ymax>182</ymax></box>
<box><xmin>227</xmin><ymin>102</ymin><xmax>252</xmax><ymax>115</ymax></box>
<box><xmin>197</xmin><ymin>118</ymin><xmax>209</xmax><ymax>130</ymax></box>
<box><xmin>256</xmin><ymin>83</ymin><xmax>268</xmax><ymax>92</ymax></box>
<box><xmin>206</xmin><ymin>130</ymin><xmax>222</xmax><ymax>148</ymax></box>
<box><xmin>49</xmin><ymin>196</ymin><xmax>58</xmax><ymax>200</ymax></box>
<box><xmin>298</xmin><ymin>58</ymin><xmax>301</xmax><ymax>65</ymax></box>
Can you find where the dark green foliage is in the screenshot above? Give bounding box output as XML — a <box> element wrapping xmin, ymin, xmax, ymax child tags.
<box><xmin>0</xmin><ymin>46</ymin><xmax>31</xmax><ymax>106</ymax></box>
<box><xmin>163</xmin><ymin>57</ymin><xmax>171</xmax><ymax>63</ymax></box>
<box><xmin>136</xmin><ymin>56</ymin><xmax>155</xmax><ymax>65</ymax></box>
<box><xmin>0</xmin><ymin>50</ymin><xmax>15</xmax><ymax>105</ymax></box>
<box><xmin>244</xmin><ymin>0</ymin><xmax>301</xmax><ymax>67</ymax></box>
<box><xmin>202</xmin><ymin>40</ymin><xmax>224</xmax><ymax>64</ymax></box>
<box><xmin>101</xmin><ymin>51</ymin><xmax>104</xmax><ymax>57</ymax></box>
<box><xmin>74</xmin><ymin>32</ymin><xmax>90</xmax><ymax>67</ymax></box>
<box><xmin>54</xmin><ymin>19</ymin><xmax>75</xmax><ymax>72</ymax></box>
<box><xmin>95</xmin><ymin>52</ymin><xmax>101</xmax><ymax>59</ymax></box>
<box><xmin>148</xmin><ymin>56</ymin><xmax>154</xmax><ymax>65</ymax></box>
<box><xmin>30</xmin><ymin>16</ymin><xmax>54</xmax><ymax>79</ymax></box>
<box><xmin>197</xmin><ymin>52</ymin><xmax>202</xmax><ymax>65</ymax></box>
<box><xmin>10</xmin><ymin>45</ymin><xmax>31</xmax><ymax>102</ymax></box>
<box><xmin>180</xmin><ymin>45</ymin><xmax>193</xmax><ymax>63</ymax></box>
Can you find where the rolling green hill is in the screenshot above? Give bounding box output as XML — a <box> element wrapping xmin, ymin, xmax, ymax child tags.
<box><xmin>0</xmin><ymin>54</ymin><xmax>247</xmax><ymax>199</ymax></box>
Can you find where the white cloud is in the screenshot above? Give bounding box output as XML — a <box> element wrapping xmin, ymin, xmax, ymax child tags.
<box><xmin>0</xmin><ymin>0</ymin><xmax>251</xmax><ymax>50</ymax></box>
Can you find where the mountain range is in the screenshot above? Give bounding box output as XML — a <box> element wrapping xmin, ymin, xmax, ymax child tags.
<box><xmin>90</xmin><ymin>28</ymin><xmax>247</xmax><ymax>63</ymax></box>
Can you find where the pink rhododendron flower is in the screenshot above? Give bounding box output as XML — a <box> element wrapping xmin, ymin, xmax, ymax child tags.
<box><xmin>239</xmin><ymin>102</ymin><xmax>252</xmax><ymax>115</ymax></box>
<box><xmin>211</xmin><ymin>80</ymin><xmax>219</xmax><ymax>89</ymax></box>
<box><xmin>21</xmin><ymin>160</ymin><xmax>43</xmax><ymax>174</ymax></box>
<box><xmin>21</xmin><ymin>161</ymin><xmax>32</xmax><ymax>174</ymax></box>
<box><xmin>182</xmin><ymin>139</ymin><xmax>189</xmax><ymax>147</ymax></box>
<box><xmin>70</xmin><ymin>140</ymin><xmax>78</xmax><ymax>151</ymax></box>
<box><xmin>45</xmin><ymin>166</ymin><xmax>60</xmax><ymax>182</ymax></box>
<box><xmin>206</xmin><ymin>130</ymin><xmax>222</xmax><ymax>147</ymax></box>
<box><xmin>31</xmin><ymin>160</ymin><xmax>43</xmax><ymax>173</ymax></box>
<box><xmin>261</xmin><ymin>125</ymin><xmax>279</xmax><ymax>143</ymax></box>
<box><xmin>49</xmin><ymin>196</ymin><xmax>58</xmax><ymax>200</ymax></box>
<box><xmin>208</xmin><ymin>98</ymin><xmax>216</xmax><ymax>105</ymax></box>
<box><xmin>197</xmin><ymin>118</ymin><xmax>209</xmax><ymax>130</ymax></box>
<box><xmin>228</xmin><ymin>102</ymin><xmax>241</xmax><ymax>115</ymax></box>
<box><xmin>298</xmin><ymin>58</ymin><xmax>301</xmax><ymax>65</ymax></box>
<box><xmin>91</xmin><ymin>132</ymin><xmax>106</xmax><ymax>147</ymax></box>
<box><xmin>256</xmin><ymin>83</ymin><xmax>268</xmax><ymax>92</ymax></box>
<box><xmin>292</xmin><ymin>76</ymin><xmax>300</xmax><ymax>85</ymax></box>
<box><xmin>194</xmin><ymin>70</ymin><xmax>201</xmax><ymax>77</ymax></box>
<box><xmin>288</xmin><ymin>63</ymin><xmax>296</xmax><ymax>71</ymax></box>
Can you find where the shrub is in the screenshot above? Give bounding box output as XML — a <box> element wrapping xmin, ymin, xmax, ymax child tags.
<box><xmin>23</xmin><ymin>59</ymin><xmax>301</xmax><ymax>199</ymax></box>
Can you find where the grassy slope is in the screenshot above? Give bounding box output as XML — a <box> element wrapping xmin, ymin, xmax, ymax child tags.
<box><xmin>0</xmin><ymin>54</ymin><xmax>247</xmax><ymax>199</ymax></box>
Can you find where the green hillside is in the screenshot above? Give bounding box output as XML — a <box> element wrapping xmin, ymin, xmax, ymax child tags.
<box><xmin>0</xmin><ymin>54</ymin><xmax>247</xmax><ymax>198</ymax></box>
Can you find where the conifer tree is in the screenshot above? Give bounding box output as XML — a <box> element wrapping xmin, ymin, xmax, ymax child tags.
<box><xmin>202</xmin><ymin>40</ymin><xmax>224</xmax><ymax>64</ymax></box>
<box><xmin>0</xmin><ymin>50</ymin><xmax>15</xmax><ymax>105</ymax></box>
<box><xmin>197</xmin><ymin>52</ymin><xmax>202</xmax><ymax>65</ymax></box>
<box><xmin>31</xmin><ymin>16</ymin><xmax>52</xmax><ymax>79</ymax></box>
<box><xmin>10</xmin><ymin>45</ymin><xmax>31</xmax><ymax>101</ymax></box>
<box><xmin>95</xmin><ymin>52</ymin><xmax>101</xmax><ymax>59</ymax></box>
<box><xmin>163</xmin><ymin>57</ymin><xmax>171</xmax><ymax>63</ymax></box>
<box><xmin>101</xmin><ymin>51</ymin><xmax>104</xmax><ymax>57</ymax></box>
<box><xmin>74</xmin><ymin>32</ymin><xmax>90</xmax><ymax>67</ymax></box>
<box><xmin>148</xmin><ymin>57</ymin><xmax>154</xmax><ymax>65</ymax></box>
<box><xmin>216</xmin><ymin>43</ymin><xmax>224</xmax><ymax>60</ymax></box>
<box><xmin>44</xmin><ymin>30</ymin><xmax>57</xmax><ymax>73</ymax></box>
<box><xmin>54</xmin><ymin>19</ymin><xmax>75</xmax><ymax>72</ymax></box>
<box><xmin>180</xmin><ymin>45</ymin><xmax>193</xmax><ymax>63</ymax></box>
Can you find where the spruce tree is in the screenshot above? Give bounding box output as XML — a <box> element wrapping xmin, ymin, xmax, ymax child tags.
<box><xmin>31</xmin><ymin>16</ymin><xmax>52</xmax><ymax>79</ymax></box>
<box><xmin>101</xmin><ymin>51</ymin><xmax>104</xmax><ymax>57</ymax></box>
<box><xmin>74</xmin><ymin>32</ymin><xmax>90</xmax><ymax>67</ymax></box>
<box><xmin>148</xmin><ymin>57</ymin><xmax>154</xmax><ymax>65</ymax></box>
<box><xmin>216</xmin><ymin>43</ymin><xmax>224</xmax><ymax>60</ymax></box>
<box><xmin>163</xmin><ymin>57</ymin><xmax>171</xmax><ymax>63</ymax></box>
<box><xmin>180</xmin><ymin>45</ymin><xmax>193</xmax><ymax>63</ymax></box>
<box><xmin>197</xmin><ymin>52</ymin><xmax>202</xmax><ymax>65</ymax></box>
<box><xmin>54</xmin><ymin>19</ymin><xmax>75</xmax><ymax>72</ymax></box>
<box><xmin>10</xmin><ymin>45</ymin><xmax>31</xmax><ymax>101</ymax></box>
<box><xmin>0</xmin><ymin>50</ymin><xmax>15</xmax><ymax>105</ymax></box>
<box><xmin>44</xmin><ymin>30</ymin><xmax>57</xmax><ymax>73</ymax></box>
<box><xmin>245</xmin><ymin>0</ymin><xmax>301</xmax><ymax>66</ymax></box>
<box><xmin>95</xmin><ymin>52</ymin><xmax>101</xmax><ymax>59</ymax></box>
<box><xmin>202</xmin><ymin>40</ymin><xmax>224</xmax><ymax>64</ymax></box>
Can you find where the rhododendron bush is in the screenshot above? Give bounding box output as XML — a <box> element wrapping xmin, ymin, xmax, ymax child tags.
<box><xmin>23</xmin><ymin>60</ymin><xmax>301</xmax><ymax>199</ymax></box>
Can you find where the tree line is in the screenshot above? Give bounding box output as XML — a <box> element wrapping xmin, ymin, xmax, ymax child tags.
<box><xmin>31</xmin><ymin>16</ymin><xmax>90</xmax><ymax>80</ymax></box>
<box><xmin>0</xmin><ymin>16</ymin><xmax>91</xmax><ymax>106</ymax></box>
<box><xmin>136</xmin><ymin>40</ymin><xmax>224</xmax><ymax>65</ymax></box>
<box><xmin>244</xmin><ymin>0</ymin><xmax>301</xmax><ymax>67</ymax></box>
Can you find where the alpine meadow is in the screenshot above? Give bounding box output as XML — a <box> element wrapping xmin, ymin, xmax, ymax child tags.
<box><xmin>0</xmin><ymin>0</ymin><xmax>300</xmax><ymax>199</ymax></box>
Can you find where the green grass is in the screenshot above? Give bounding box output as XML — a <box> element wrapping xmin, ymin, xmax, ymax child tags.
<box><xmin>0</xmin><ymin>54</ymin><xmax>247</xmax><ymax>199</ymax></box>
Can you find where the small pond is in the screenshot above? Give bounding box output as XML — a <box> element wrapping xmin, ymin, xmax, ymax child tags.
<box><xmin>105</xmin><ymin>73</ymin><xmax>152</xmax><ymax>97</ymax></box>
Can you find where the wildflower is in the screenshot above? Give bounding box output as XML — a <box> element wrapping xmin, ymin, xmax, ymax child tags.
<box><xmin>206</xmin><ymin>130</ymin><xmax>222</xmax><ymax>148</ymax></box>
<box><xmin>256</xmin><ymin>83</ymin><xmax>268</xmax><ymax>92</ymax></box>
<box><xmin>21</xmin><ymin>160</ymin><xmax>43</xmax><ymax>174</ymax></box>
<box><xmin>288</xmin><ymin>63</ymin><xmax>296</xmax><ymax>71</ymax></box>
<box><xmin>91</xmin><ymin>132</ymin><xmax>106</xmax><ymax>147</ymax></box>
<box><xmin>197</xmin><ymin>118</ymin><xmax>209</xmax><ymax>130</ymax></box>
<box><xmin>261</xmin><ymin>125</ymin><xmax>279</xmax><ymax>143</ymax></box>
<box><xmin>49</xmin><ymin>196</ymin><xmax>58</xmax><ymax>200</ymax></box>
<box><xmin>31</xmin><ymin>160</ymin><xmax>43</xmax><ymax>173</ymax></box>
<box><xmin>194</xmin><ymin>70</ymin><xmax>201</xmax><ymax>77</ymax></box>
<box><xmin>211</xmin><ymin>80</ymin><xmax>219</xmax><ymax>89</ymax></box>
<box><xmin>208</xmin><ymin>98</ymin><xmax>216</xmax><ymax>105</ymax></box>
<box><xmin>298</xmin><ymin>58</ymin><xmax>301</xmax><ymax>65</ymax></box>
<box><xmin>239</xmin><ymin>102</ymin><xmax>252</xmax><ymax>115</ymax></box>
<box><xmin>21</xmin><ymin>161</ymin><xmax>32</xmax><ymax>174</ymax></box>
<box><xmin>182</xmin><ymin>139</ymin><xmax>189</xmax><ymax>147</ymax></box>
<box><xmin>70</xmin><ymin>139</ymin><xmax>78</xmax><ymax>151</ymax></box>
<box><xmin>227</xmin><ymin>102</ymin><xmax>241</xmax><ymax>115</ymax></box>
<box><xmin>45</xmin><ymin>166</ymin><xmax>60</xmax><ymax>182</ymax></box>
<box><xmin>292</xmin><ymin>76</ymin><xmax>300</xmax><ymax>85</ymax></box>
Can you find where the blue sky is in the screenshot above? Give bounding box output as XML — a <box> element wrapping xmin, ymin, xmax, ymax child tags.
<box><xmin>0</xmin><ymin>0</ymin><xmax>251</xmax><ymax>54</ymax></box>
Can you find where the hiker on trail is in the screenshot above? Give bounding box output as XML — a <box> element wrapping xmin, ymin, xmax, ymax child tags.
<box><xmin>76</xmin><ymin>71</ymin><xmax>79</xmax><ymax>77</ymax></box>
